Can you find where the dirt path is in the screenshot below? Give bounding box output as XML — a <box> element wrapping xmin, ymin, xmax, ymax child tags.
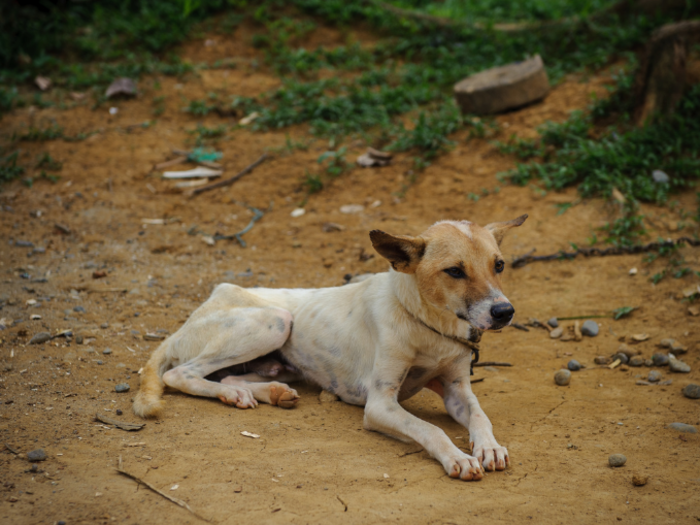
<box><xmin>1</xmin><ymin>26</ymin><xmax>699</xmax><ymax>525</ymax></box>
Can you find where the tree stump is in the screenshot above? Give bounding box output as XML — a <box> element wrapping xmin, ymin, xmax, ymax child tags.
<box><xmin>634</xmin><ymin>20</ymin><xmax>700</xmax><ymax>126</ymax></box>
<box><xmin>453</xmin><ymin>55</ymin><xmax>550</xmax><ymax>116</ymax></box>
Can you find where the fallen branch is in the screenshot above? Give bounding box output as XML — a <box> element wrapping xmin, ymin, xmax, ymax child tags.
<box><xmin>512</xmin><ymin>236</ymin><xmax>700</xmax><ymax>268</ymax></box>
<box><xmin>95</xmin><ymin>413</ymin><xmax>145</xmax><ymax>431</ymax></box>
<box><xmin>116</xmin><ymin>456</ymin><xmax>210</xmax><ymax>522</ymax></box>
<box><xmin>473</xmin><ymin>362</ymin><xmax>512</xmax><ymax>367</ymax></box>
<box><xmin>188</xmin><ymin>153</ymin><xmax>268</xmax><ymax>197</ymax></box>
<box><xmin>4</xmin><ymin>443</ymin><xmax>19</xmax><ymax>455</ymax></box>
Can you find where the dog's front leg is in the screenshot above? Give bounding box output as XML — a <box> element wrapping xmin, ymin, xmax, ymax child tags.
<box><xmin>441</xmin><ymin>353</ymin><xmax>509</xmax><ymax>472</ymax></box>
<box><xmin>363</xmin><ymin>358</ymin><xmax>484</xmax><ymax>481</ymax></box>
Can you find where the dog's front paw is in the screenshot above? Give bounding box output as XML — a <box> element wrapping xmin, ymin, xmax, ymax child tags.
<box><xmin>471</xmin><ymin>440</ymin><xmax>509</xmax><ymax>471</ymax></box>
<box><xmin>443</xmin><ymin>452</ymin><xmax>484</xmax><ymax>481</ymax></box>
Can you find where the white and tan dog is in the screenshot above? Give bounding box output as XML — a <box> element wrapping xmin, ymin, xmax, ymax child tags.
<box><xmin>133</xmin><ymin>215</ymin><xmax>527</xmax><ymax>481</ymax></box>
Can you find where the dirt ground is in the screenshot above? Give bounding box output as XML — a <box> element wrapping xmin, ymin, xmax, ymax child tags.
<box><xmin>1</xmin><ymin>22</ymin><xmax>700</xmax><ymax>525</ymax></box>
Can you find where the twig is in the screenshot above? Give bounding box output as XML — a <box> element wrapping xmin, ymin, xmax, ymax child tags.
<box><xmin>95</xmin><ymin>413</ymin><xmax>145</xmax><ymax>431</ymax></box>
<box><xmin>473</xmin><ymin>361</ymin><xmax>512</xmax><ymax>367</ymax></box>
<box><xmin>557</xmin><ymin>315</ymin><xmax>609</xmax><ymax>320</ymax></box>
<box><xmin>116</xmin><ymin>456</ymin><xmax>211</xmax><ymax>522</ymax></box>
<box><xmin>470</xmin><ymin>377</ymin><xmax>485</xmax><ymax>383</ymax></box>
<box><xmin>4</xmin><ymin>443</ymin><xmax>19</xmax><ymax>455</ymax></box>
<box><xmin>398</xmin><ymin>448</ymin><xmax>424</xmax><ymax>457</ymax></box>
<box><xmin>189</xmin><ymin>153</ymin><xmax>268</xmax><ymax>197</ymax></box>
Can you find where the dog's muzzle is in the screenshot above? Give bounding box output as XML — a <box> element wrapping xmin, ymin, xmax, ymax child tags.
<box><xmin>490</xmin><ymin>302</ymin><xmax>514</xmax><ymax>329</ymax></box>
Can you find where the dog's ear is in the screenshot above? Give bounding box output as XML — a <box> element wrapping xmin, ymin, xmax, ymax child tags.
<box><xmin>369</xmin><ymin>230</ymin><xmax>426</xmax><ymax>273</ymax></box>
<box><xmin>485</xmin><ymin>214</ymin><xmax>528</xmax><ymax>246</ymax></box>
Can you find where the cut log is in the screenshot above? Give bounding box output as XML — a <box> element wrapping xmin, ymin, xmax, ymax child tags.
<box><xmin>634</xmin><ymin>20</ymin><xmax>700</xmax><ymax>126</ymax></box>
<box><xmin>453</xmin><ymin>55</ymin><xmax>550</xmax><ymax>116</ymax></box>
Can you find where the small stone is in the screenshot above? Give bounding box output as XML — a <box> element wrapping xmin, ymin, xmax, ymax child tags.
<box><xmin>652</xmin><ymin>169</ymin><xmax>669</xmax><ymax>183</ymax></box>
<box><xmin>580</xmin><ymin>320</ymin><xmax>599</xmax><ymax>337</ymax></box>
<box><xmin>15</xmin><ymin>240</ymin><xmax>34</xmax><ymax>248</ymax></box>
<box><xmin>613</xmin><ymin>353</ymin><xmax>629</xmax><ymax>365</ymax></box>
<box><xmin>608</xmin><ymin>454</ymin><xmax>626</xmax><ymax>467</ymax></box>
<box><xmin>659</xmin><ymin>338</ymin><xmax>675</xmax><ymax>349</ymax></box>
<box><xmin>102</xmin><ymin>348</ymin><xmax>112</xmax><ymax>355</ymax></box>
<box><xmin>30</xmin><ymin>332</ymin><xmax>52</xmax><ymax>344</ymax></box>
<box><xmin>619</xmin><ymin>364</ymin><xmax>629</xmax><ymax>371</ymax></box>
<box><xmin>682</xmin><ymin>384</ymin><xmax>700</xmax><ymax>399</ymax></box>
<box><xmin>669</xmin><ymin>357</ymin><xmax>691</xmax><ymax>373</ymax></box>
<box><xmin>647</xmin><ymin>370</ymin><xmax>662</xmax><ymax>383</ymax></box>
<box><xmin>339</xmin><ymin>204</ymin><xmax>364</xmax><ymax>214</ymax></box>
<box><xmin>547</xmin><ymin>317</ymin><xmax>558</xmax><ymax>328</ymax></box>
<box><xmin>290</xmin><ymin>208</ymin><xmax>305</xmax><ymax>218</ymax></box>
<box><xmin>567</xmin><ymin>360</ymin><xmax>581</xmax><ymax>371</ymax></box>
<box><xmin>636</xmin><ymin>380</ymin><xmax>651</xmax><ymax>386</ymax></box>
<box><xmin>27</xmin><ymin>449</ymin><xmax>47</xmax><ymax>462</ymax></box>
<box><xmin>666</xmin><ymin>422</ymin><xmax>697</xmax><ymax>434</ymax></box>
<box><xmin>100</xmin><ymin>323</ymin><xmax>109</xmax><ymax>329</ymax></box>
<box><xmin>617</xmin><ymin>344</ymin><xmax>636</xmax><ymax>358</ymax></box>
<box><xmin>629</xmin><ymin>356</ymin><xmax>645</xmax><ymax>367</ymax></box>
<box><xmin>554</xmin><ymin>369</ymin><xmax>571</xmax><ymax>386</ymax></box>
<box><xmin>632</xmin><ymin>333</ymin><xmax>650</xmax><ymax>342</ymax></box>
<box><xmin>628</xmin><ymin>267</ymin><xmax>638</xmax><ymax>276</ymax></box>
<box><xmin>644</xmin><ymin>359</ymin><xmax>654</xmax><ymax>367</ymax></box>
<box><xmin>594</xmin><ymin>356</ymin><xmax>612</xmax><ymax>365</ymax></box>
<box><xmin>658</xmin><ymin>379</ymin><xmax>673</xmax><ymax>386</ymax></box>
<box><xmin>115</xmin><ymin>383</ymin><xmax>130</xmax><ymax>393</ymax></box>
<box><xmin>632</xmin><ymin>474</ymin><xmax>648</xmax><ymax>486</ymax></box>
<box><xmin>73</xmin><ymin>305</ymin><xmax>86</xmax><ymax>313</ymax></box>
<box><xmin>105</xmin><ymin>77</ymin><xmax>137</xmax><ymax>98</ymax></box>
<box><xmin>652</xmin><ymin>353</ymin><xmax>669</xmax><ymax>366</ymax></box>
<box><xmin>549</xmin><ymin>327</ymin><xmax>563</xmax><ymax>339</ymax></box>
<box><xmin>76</xmin><ymin>335</ymin><xmax>84</xmax><ymax>345</ymax></box>
<box><xmin>116</xmin><ymin>409</ymin><xmax>123</xmax><ymax>416</ymax></box>
<box><xmin>319</xmin><ymin>390</ymin><xmax>339</xmax><ymax>403</ymax></box>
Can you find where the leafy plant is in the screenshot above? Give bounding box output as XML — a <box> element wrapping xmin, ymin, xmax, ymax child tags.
<box><xmin>0</xmin><ymin>151</ymin><xmax>24</xmax><ymax>182</ymax></box>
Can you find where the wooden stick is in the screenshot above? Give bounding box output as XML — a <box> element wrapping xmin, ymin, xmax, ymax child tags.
<box><xmin>189</xmin><ymin>153</ymin><xmax>268</xmax><ymax>197</ymax></box>
<box><xmin>116</xmin><ymin>456</ymin><xmax>210</xmax><ymax>522</ymax></box>
<box><xmin>473</xmin><ymin>362</ymin><xmax>512</xmax><ymax>367</ymax></box>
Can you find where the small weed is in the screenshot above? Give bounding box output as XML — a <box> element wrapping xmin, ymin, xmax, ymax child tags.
<box><xmin>35</xmin><ymin>153</ymin><xmax>62</xmax><ymax>171</ymax></box>
<box><xmin>303</xmin><ymin>171</ymin><xmax>323</xmax><ymax>194</ymax></box>
<box><xmin>0</xmin><ymin>151</ymin><xmax>24</xmax><ymax>182</ymax></box>
<box><xmin>613</xmin><ymin>306</ymin><xmax>637</xmax><ymax>320</ymax></box>
<box><xmin>152</xmin><ymin>95</ymin><xmax>166</xmax><ymax>116</ymax></box>
<box><xmin>318</xmin><ymin>147</ymin><xmax>349</xmax><ymax>178</ymax></box>
<box><xmin>16</xmin><ymin>124</ymin><xmax>64</xmax><ymax>142</ymax></box>
<box><xmin>600</xmin><ymin>211</ymin><xmax>646</xmax><ymax>248</ymax></box>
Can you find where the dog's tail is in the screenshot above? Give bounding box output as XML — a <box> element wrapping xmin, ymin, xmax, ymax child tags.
<box><xmin>132</xmin><ymin>343</ymin><xmax>169</xmax><ymax>418</ymax></box>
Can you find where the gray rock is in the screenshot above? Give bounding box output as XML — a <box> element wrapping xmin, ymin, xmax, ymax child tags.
<box><xmin>550</xmin><ymin>327</ymin><xmax>563</xmax><ymax>339</ymax></box>
<box><xmin>613</xmin><ymin>353</ymin><xmax>629</xmax><ymax>365</ymax></box>
<box><xmin>581</xmin><ymin>320</ymin><xmax>599</xmax><ymax>337</ymax></box>
<box><xmin>594</xmin><ymin>356</ymin><xmax>612</xmax><ymax>365</ymax></box>
<box><xmin>682</xmin><ymin>384</ymin><xmax>700</xmax><ymax>400</ymax></box>
<box><xmin>652</xmin><ymin>353</ymin><xmax>669</xmax><ymax>366</ymax></box>
<box><xmin>76</xmin><ymin>335</ymin><xmax>84</xmax><ymax>345</ymax></box>
<box><xmin>652</xmin><ymin>169</ymin><xmax>669</xmax><ymax>183</ymax></box>
<box><xmin>102</xmin><ymin>348</ymin><xmax>112</xmax><ymax>355</ymax></box>
<box><xmin>667</xmin><ymin>422</ymin><xmax>697</xmax><ymax>434</ymax></box>
<box><xmin>73</xmin><ymin>305</ymin><xmax>86</xmax><ymax>313</ymax></box>
<box><xmin>629</xmin><ymin>356</ymin><xmax>645</xmax><ymax>367</ymax></box>
<box><xmin>100</xmin><ymin>323</ymin><xmax>109</xmax><ymax>329</ymax></box>
<box><xmin>96</xmin><ymin>360</ymin><xmax>103</xmax><ymax>365</ymax></box>
<box><xmin>547</xmin><ymin>317</ymin><xmax>559</xmax><ymax>328</ymax></box>
<box><xmin>658</xmin><ymin>379</ymin><xmax>673</xmax><ymax>386</ymax></box>
<box><xmin>15</xmin><ymin>240</ymin><xmax>34</xmax><ymax>248</ymax></box>
<box><xmin>30</xmin><ymin>332</ymin><xmax>52</xmax><ymax>344</ymax></box>
<box><xmin>115</xmin><ymin>383</ymin><xmax>130</xmax><ymax>393</ymax></box>
<box><xmin>608</xmin><ymin>454</ymin><xmax>626</xmax><ymax>467</ymax></box>
<box><xmin>554</xmin><ymin>369</ymin><xmax>571</xmax><ymax>386</ymax></box>
<box><xmin>27</xmin><ymin>449</ymin><xmax>47</xmax><ymax>462</ymax></box>
<box><xmin>644</xmin><ymin>359</ymin><xmax>654</xmax><ymax>367</ymax></box>
<box><xmin>648</xmin><ymin>370</ymin><xmax>662</xmax><ymax>383</ymax></box>
<box><xmin>567</xmin><ymin>360</ymin><xmax>581</xmax><ymax>371</ymax></box>
<box><xmin>669</xmin><ymin>357</ymin><xmax>691</xmax><ymax>373</ymax></box>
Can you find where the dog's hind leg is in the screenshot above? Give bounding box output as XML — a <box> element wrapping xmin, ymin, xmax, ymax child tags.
<box><xmin>162</xmin><ymin>306</ymin><xmax>297</xmax><ymax>409</ymax></box>
<box><xmin>220</xmin><ymin>375</ymin><xmax>300</xmax><ymax>408</ymax></box>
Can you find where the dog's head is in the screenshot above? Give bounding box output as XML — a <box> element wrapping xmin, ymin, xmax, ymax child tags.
<box><xmin>370</xmin><ymin>215</ymin><xmax>527</xmax><ymax>331</ymax></box>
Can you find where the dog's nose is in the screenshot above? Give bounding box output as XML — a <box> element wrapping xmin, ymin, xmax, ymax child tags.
<box><xmin>491</xmin><ymin>303</ymin><xmax>514</xmax><ymax>322</ymax></box>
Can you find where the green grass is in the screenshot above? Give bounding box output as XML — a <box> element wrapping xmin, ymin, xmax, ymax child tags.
<box><xmin>0</xmin><ymin>151</ymin><xmax>24</xmax><ymax>182</ymax></box>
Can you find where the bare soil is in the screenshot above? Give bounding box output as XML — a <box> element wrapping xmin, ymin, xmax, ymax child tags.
<box><xmin>1</xmin><ymin>23</ymin><xmax>699</xmax><ymax>525</ymax></box>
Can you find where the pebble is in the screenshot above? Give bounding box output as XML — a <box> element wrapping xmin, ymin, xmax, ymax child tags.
<box><xmin>652</xmin><ymin>353</ymin><xmax>669</xmax><ymax>366</ymax></box>
<box><xmin>15</xmin><ymin>240</ymin><xmax>34</xmax><ymax>248</ymax></box>
<box><xmin>648</xmin><ymin>370</ymin><xmax>662</xmax><ymax>382</ymax></box>
<box><xmin>96</xmin><ymin>360</ymin><xmax>103</xmax><ymax>365</ymax></box>
<box><xmin>580</xmin><ymin>320</ymin><xmax>599</xmax><ymax>337</ymax></box>
<box><xmin>617</xmin><ymin>344</ymin><xmax>636</xmax><ymax>358</ymax></box>
<box><xmin>290</xmin><ymin>208</ymin><xmax>305</xmax><ymax>218</ymax></box>
<box><xmin>27</xmin><ymin>449</ymin><xmax>47</xmax><ymax>462</ymax></box>
<box><xmin>632</xmin><ymin>474</ymin><xmax>648</xmax><ymax>486</ymax></box>
<box><xmin>613</xmin><ymin>353</ymin><xmax>629</xmax><ymax>365</ymax></box>
<box><xmin>102</xmin><ymin>348</ymin><xmax>112</xmax><ymax>355</ymax></box>
<box><xmin>115</xmin><ymin>383</ymin><xmax>130</xmax><ymax>393</ymax></box>
<box><xmin>644</xmin><ymin>359</ymin><xmax>654</xmax><ymax>367</ymax></box>
<box><xmin>666</xmin><ymin>422</ymin><xmax>697</xmax><ymax>434</ymax></box>
<box><xmin>76</xmin><ymin>335</ymin><xmax>84</xmax><ymax>344</ymax></box>
<box><xmin>339</xmin><ymin>204</ymin><xmax>364</xmax><ymax>214</ymax></box>
<box><xmin>547</xmin><ymin>317</ymin><xmax>559</xmax><ymax>328</ymax></box>
<box><xmin>116</xmin><ymin>409</ymin><xmax>123</xmax><ymax>416</ymax></box>
<box><xmin>669</xmin><ymin>357</ymin><xmax>691</xmax><ymax>373</ymax></box>
<box><xmin>30</xmin><ymin>332</ymin><xmax>52</xmax><ymax>344</ymax></box>
<box><xmin>659</xmin><ymin>339</ymin><xmax>687</xmax><ymax>354</ymax></box>
<box><xmin>608</xmin><ymin>454</ymin><xmax>626</xmax><ymax>467</ymax></box>
<box><xmin>682</xmin><ymin>384</ymin><xmax>700</xmax><ymax>399</ymax></box>
<box><xmin>554</xmin><ymin>369</ymin><xmax>571</xmax><ymax>386</ymax></box>
<box><xmin>567</xmin><ymin>360</ymin><xmax>581</xmax><ymax>371</ymax></box>
<box><xmin>629</xmin><ymin>356</ymin><xmax>645</xmax><ymax>367</ymax></box>
<box><xmin>73</xmin><ymin>305</ymin><xmax>86</xmax><ymax>313</ymax></box>
<box><xmin>594</xmin><ymin>356</ymin><xmax>612</xmax><ymax>365</ymax></box>
<box><xmin>652</xmin><ymin>169</ymin><xmax>669</xmax><ymax>183</ymax></box>
<box><xmin>628</xmin><ymin>267</ymin><xmax>638</xmax><ymax>276</ymax></box>
<box><xmin>549</xmin><ymin>327</ymin><xmax>563</xmax><ymax>339</ymax></box>
<box><xmin>100</xmin><ymin>323</ymin><xmax>109</xmax><ymax>329</ymax></box>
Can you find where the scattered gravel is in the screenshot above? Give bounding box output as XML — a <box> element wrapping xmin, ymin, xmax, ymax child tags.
<box><xmin>682</xmin><ymin>384</ymin><xmax>700</xmax><ymax>400</ymax></box>
<box><xmin>608</xmin><ymin>454</ymin><xmax>626</xmax><ymax>467</ymax></box>
<box><xmin>581</xmin><ymin>320</ymin><xmax>599</xmax><ymax>337</ymax></box>
<box><xmin>554</xmin><ymin>369</ymin><xmax>571</xmax><ymax>386</ymax></box>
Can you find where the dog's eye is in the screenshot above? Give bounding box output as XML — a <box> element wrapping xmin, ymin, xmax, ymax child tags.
<box><xmin>495</xmin><ymin>260</ymin><xmax>505</xmax><ymax>273</ymax></box>
<box><xmin>444</xmin><ymin>267</ymin><xmax>466</xmax><ymax>279</ymax></box>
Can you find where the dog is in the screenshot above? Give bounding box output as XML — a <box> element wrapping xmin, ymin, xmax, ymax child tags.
<box><xmin>133</xmin><ymin>214</ymin><xmax>527</xmax><ymax>481</ymax></box>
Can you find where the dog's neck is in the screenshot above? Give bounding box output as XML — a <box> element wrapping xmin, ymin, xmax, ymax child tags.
<box><xmin>389</xmin><ymin>270</ymin><xmax>476</xmax><ymax>343</ymax></box>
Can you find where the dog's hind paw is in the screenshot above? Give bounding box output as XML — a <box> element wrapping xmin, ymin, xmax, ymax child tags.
<box><xmin>269</xmin><ymin>384</ymin><xmax>299</xmax><ymax>408</ymax></box>
<box><xmin>217</xmin><ymin>386</ymin><xmax>258</xmax><ymax>409</ymax></box>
